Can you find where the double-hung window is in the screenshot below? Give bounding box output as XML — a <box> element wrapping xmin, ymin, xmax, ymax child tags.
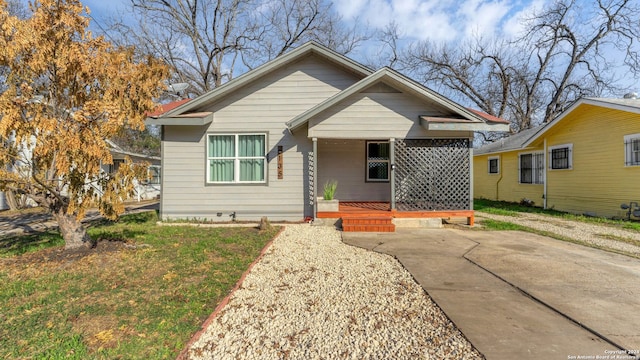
<box><xmin>147</xmin><ymin>165</ymin><xmax>161</xmax><ymax>184</ymax></box>
<box><xmin>624</xmin><ymin>134</ymin><xmax>640</xmax><ymax>166</ymax></box>
<box><xmin>488</xmin><ymin>156</ymin><xmax>499</xmax><ymax>174</ymax></box>
<box><xmin>519</xmin><ymin>152</ymin><xmax>544</xmax><ymax>184</ymax></box>
<box><xmin>366</xmin><ymin>141</ymin><xmax>390</xmax><ymax>182</ymax></box>
<box><xmin>549</xmin><ymin>144</ymin><xmax>572</xmax><ymax>170</ymax></box>
<box><xmin>207</xmin><ymin>134</ymin><xmax>266</xmax><ymax>183</ymax></box>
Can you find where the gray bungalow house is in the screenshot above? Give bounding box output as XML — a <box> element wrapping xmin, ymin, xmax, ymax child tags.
<box><xmin>147</xmin><ymin>42</ymin><xmax>508</xmax><ymax>230</ymax></box>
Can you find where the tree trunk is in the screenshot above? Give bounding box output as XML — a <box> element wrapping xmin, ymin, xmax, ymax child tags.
<box><xmin>5</xmin><ymin>190</ymin><xmax>19</xmax><ymax>211</ymax></box>
<box><xmin>53</xmin><ymin>210</ymin><xmax>93</xmax><ymax>250</ymax></box>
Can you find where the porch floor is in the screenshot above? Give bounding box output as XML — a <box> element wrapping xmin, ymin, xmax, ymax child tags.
<box><xmin>316</xmin><ymin>201</ymin><xmax>474</xmax><ymax>226</ymax></box>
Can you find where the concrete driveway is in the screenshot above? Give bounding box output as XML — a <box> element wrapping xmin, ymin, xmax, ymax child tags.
<box><xmin>343</xmin><ymin>228</ymin><xmax>640</xmax><ymax>360</ymax></box>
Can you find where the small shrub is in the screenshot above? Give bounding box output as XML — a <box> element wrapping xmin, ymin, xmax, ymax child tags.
<box><xmin>520</xmin><ymin>198</ymin><xmax>535</xmax><ymax>207</ymax></box>
<box><xmin>323</xmin><ymin>180</ymin><xmax>338</xmax><ymax>200</ymax></box>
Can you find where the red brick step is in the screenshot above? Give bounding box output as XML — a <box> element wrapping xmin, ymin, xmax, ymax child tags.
<box><xmin>341</xmin><ymin>216</ymin><xmax>395</xmax><ymax>232</ymax></box>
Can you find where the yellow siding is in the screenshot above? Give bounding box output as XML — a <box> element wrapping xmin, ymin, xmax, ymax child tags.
<box><xmin>541</xmin><ymin>105</ymin><xmax>640</xmax><ymax>218</ymax></box>
<box><xmin>474</xmin><ymin>103</ymin><xmax>640</xmax><ymax>218</ymax></box>
<box><xmin>474</xmin><ymin>150</ymin><xmax>544</xmax><ymax>206</ymax></box>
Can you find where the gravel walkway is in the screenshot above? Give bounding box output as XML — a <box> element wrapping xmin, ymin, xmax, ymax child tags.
<box><xmin>185</xmin><ymin>224</ymin><xmax>482</xmax><ymax>360</ymax></box>
<box><xmin>475</xmin><ymin>211</ymin><xmax>640</xmax><ymax>256</ymax></box>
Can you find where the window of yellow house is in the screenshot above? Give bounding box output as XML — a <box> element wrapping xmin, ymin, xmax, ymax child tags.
<box><xmin>519</xmin><ymin>152</ymin><xmax>544</xmax><ymax>184</ymax></box>
<box><xmin>549</xmin><ymin>144</ymin><xmax>572</xmax><ymax>170</ymax></box>
<box><xmin>488</xmin><ymin>156</ymin><xmax>500</xmax><ymax>174</ymax></box>
<box><xmin>624</xmin><ymin>134</ymin><xmax>640</xmax><ymax>166</ymax></box>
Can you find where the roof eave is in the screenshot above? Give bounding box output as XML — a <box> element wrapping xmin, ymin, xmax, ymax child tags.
<box><xmin>474</xmin><ymin>146</ymin><xmax>539</xmax><ymax>156</ymax></box>
<box><xmin>145</xmin><ymin>112</ymin><xmax>213</xmax><ymax>126</ymax></box>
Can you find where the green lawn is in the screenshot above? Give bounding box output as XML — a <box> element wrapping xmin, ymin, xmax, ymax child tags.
<box><xmin>0</xmin><ymin>211</ymin><xmax>280</xmax><ymax>359</ymax></box>
<box><xmin>474</xmin><ymin>198</ymin><xmax>640</xmax><ymax>232</ymax></box>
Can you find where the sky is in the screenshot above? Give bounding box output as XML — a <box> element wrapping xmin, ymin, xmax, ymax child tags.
<box><xmin>77</xmin><ymin>0</ymin><xmax>546</xmax><ymax>49</ymax></box>
<box><xmin>334</xmin><ymin>0</ymin><xmax>544</xmax><ymax>42</ymax></box>
<box><xmin>77</xmin><ymin>0</ymin><xmax>638</xmax><ymax>96</ymax></box>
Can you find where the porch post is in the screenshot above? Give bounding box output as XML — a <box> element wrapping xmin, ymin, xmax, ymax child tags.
<box><xmin>313</xmin><ymin>137</ymin><xmax>318</xmax><ymax>218</ymax></box>
<box><xmin>469</xmin><ymin>137</ymin><xmax>473</xmax><ymax>210</ymax></box>
<box><xmin>390</xmin><ymin>138</ymin><xmax>396</xmax><ymax>211</ymax></box>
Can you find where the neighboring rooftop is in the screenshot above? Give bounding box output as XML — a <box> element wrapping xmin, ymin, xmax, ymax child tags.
<box><xmin>474</xmin><ymin>126</ymin><xmax>542</xmax><ymax>155</ymax></box>
<box><xmin>147</xmin><ymin>98</ymin><xmax>191</xmax><ymax>117</ymax></box>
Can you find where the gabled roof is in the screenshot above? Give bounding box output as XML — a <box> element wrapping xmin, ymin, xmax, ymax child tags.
<box><xmin>475</xmin><ymin>96</ymin><xmax>640</xmax><ymax>155</ymax></box>
<box><xmin>146</xmin><ymin>42</ymin><xmax>373</xmax><ymax>126</ymax></box>
<box><xmin>474</xmin><ymin>126</ymin><xmax>542</xmax><ymax>155</ymax></box>
<box><xmin>105</xmin><ymin>139</ymin><xmax>160</xmax><ymax>161</ymax></box>
<box><xmin>286</xmin><ymin>67</ymin><xmax>510</xmax><ymax>132</ymax></box>
<box><xmin>522</xmin><ymin>97</ymin><xmax>640</xmax><ymax>147</ymax></box>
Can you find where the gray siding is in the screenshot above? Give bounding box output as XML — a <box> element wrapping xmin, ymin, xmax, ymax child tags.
<box><xmin>308</xmin><ymin>92</ymin><xmax>468</xmax><ymax>139</ymax></box>
<box><xmin>317</xmin><ymin>140</ymin><xmax>390</xmax><ymax>201</ymax></box>
<box><xmin>0</xmin><ymin>191</ymin><xmax>7</xmax><ymax>211</ymax></box>
<box><xmin>161</xmin><ymin>56</ymin><xmax>361</xmax><ymax>221</ymax></box>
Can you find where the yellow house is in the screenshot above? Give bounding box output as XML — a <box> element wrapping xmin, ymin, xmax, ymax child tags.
<box><xmin>474</xmin><ymin>97</ymin><xmax>640</xmax><ymax>219</ymax></box>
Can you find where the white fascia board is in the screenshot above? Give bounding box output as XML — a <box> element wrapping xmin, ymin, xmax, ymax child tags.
<box><xmin>145</xmin><ymin>112</ymin><xmax>213</xmax><ymax>126</ymax></box>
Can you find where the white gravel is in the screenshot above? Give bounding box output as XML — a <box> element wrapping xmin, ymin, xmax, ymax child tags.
<box><xmin>476</xmin><ymin>211</ymin><xmax>640</xmax><ymax>256</ymax></box>
<box><xmin>186</xmin><ymin>224</ymin><xmax>482</xmax><ymax>360</ymax></box>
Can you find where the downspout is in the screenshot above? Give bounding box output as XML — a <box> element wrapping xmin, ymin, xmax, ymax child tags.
<box><xmin>312</xmin><ymin>137</ymin><xmax>318</xmax><ymax>219</ymax></box>
<box><xmin>390</xmin><ymin>138</ymin><xmax>396</xmax><ymax>211</ymax></box>
<box><xmin>496</xmin><ymin>172</ymin><xmax>503</xmax><ymax>200</ymax></box>
<box><xmin>543</xmin><ymin>137</ymin><xmax>548</xmax><ymax>209</ymax></box>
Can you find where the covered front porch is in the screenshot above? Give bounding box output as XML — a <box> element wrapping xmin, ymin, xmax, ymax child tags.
<box><xmin>310</xmin><ymin>136</ymin><xmax>475</xmax><ymax>232</ymax></box>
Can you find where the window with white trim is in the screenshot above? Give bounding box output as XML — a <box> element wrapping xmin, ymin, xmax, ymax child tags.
<box><xmin>624</xmin><ymin>133</ymin><xmax>640</xmax><ymax>166</ymax></box>
<box><xmin>519</xmin><ymin>152</ymin><xmax>544</xmax><ymax>184</ymax></box>
<box><xmin>147</xmin><ymin>165</ymin><xmax>161</xmax><ymax>184</ymax></box>
<box><xmin>207</xmin><ymin>134</ymin><xmax>266</xmax><ymax>183</ymax></box>
<box><xmin>366</xmin><ymin>141</ymin><xmax>389</xmax><ymax>181</ymax></box>
<box><xmin>549</xmin><ymin>144</ymin><xmax>572</xmax><ymax>170</ymax></box>
<box><xmin>488</xmin><ymin>156</ymin><xmax>499</xmax><ymax>174</ymax></box>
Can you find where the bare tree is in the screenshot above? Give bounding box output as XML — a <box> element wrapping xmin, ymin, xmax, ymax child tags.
<box><xmin>111</xmin><ymin>0</ymin><xmax>366</xmax><ymax>97</ymax></box>
<box><xmin>403</xmin><ymin>0</ymin><xmax>640</xmax><ymax>134</ymax></box>
<box><xmin>364</xmin><ymin>21</ymin><xmax>403</xmax><ymax>69</ymax></box>
<box><xmin>404</xmin><ymin>36</ymin><xmax>516</xmax><ymax>123</ymax></box>
<box><xmin>243</xmin><ymin>0</ymin><xmax>365</xmax><ymax>60</ymax></box>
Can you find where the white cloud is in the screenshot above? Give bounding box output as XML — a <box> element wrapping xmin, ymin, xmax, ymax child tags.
<box><xmin>335</xmin><ymin>0</ymin><xmax>459</xmax><ymax>42</ymax></box>
<box><xmin>334</xmin><ymin>0</ymin><xmax>543</xmax><ymax>43</ymax></box>
<box><xmin>334</xmin><ymin>0</ymin><xmax>370</xmax><ymax>19</ymax></box>
<box><xmin>458</xmin><ymin>0</ymin><xmax>511</xmax><ymax>38</ymax></box>
<box><xmin>500</xmin><ymin>0</ymin><xmax>548</xmax><ymax>39</ymax></box>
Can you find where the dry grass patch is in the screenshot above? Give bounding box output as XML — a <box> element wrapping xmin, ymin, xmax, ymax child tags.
<box><xmin>0</xmin><ymin>211</ymin><xmax>279</xmax><ymax>359</ymax></box>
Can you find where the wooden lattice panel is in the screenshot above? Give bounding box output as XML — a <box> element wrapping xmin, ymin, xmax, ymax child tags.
<box><xmin>308</xmin><ymin>150</ymin><xmax>315</xmax><ymax>206</ymax></box>
<box><xmin>394</xmin><ymin>139</ymin><xmax>470</xmax><ymax>211</ymax></box>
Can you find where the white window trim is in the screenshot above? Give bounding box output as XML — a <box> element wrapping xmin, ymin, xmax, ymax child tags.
<box><xmin>518</xmin><ymin>151</ymin><xmax>544</xmax><ymax>184</ymax></box>
<box><xmin>548</xmin><ymin>143</ymin><xmax>573</xmax><ymax>170</ymax></box>
<box><xmin>206</xmin><ymin>133</ymin><xmax>267</xmax><ymax>184</ymax></box>
<box><xmin>147</xmin><ymin>165</ymin><xmax>161</xmax><ymax>185</ymax></box>
<box><xmin>488</xmin><ymin>156</ymin><xmax>500</xmax><ymax>174</ymax></box>
<box><xmin>366</xmin><ymin>141</ymin><xmax>390</xmax><ymax>182</ymax></box>
<box><xmin>624</xmin><ymin>133</ymin><xmax>640</xmax><ymax>167</ymax></box>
